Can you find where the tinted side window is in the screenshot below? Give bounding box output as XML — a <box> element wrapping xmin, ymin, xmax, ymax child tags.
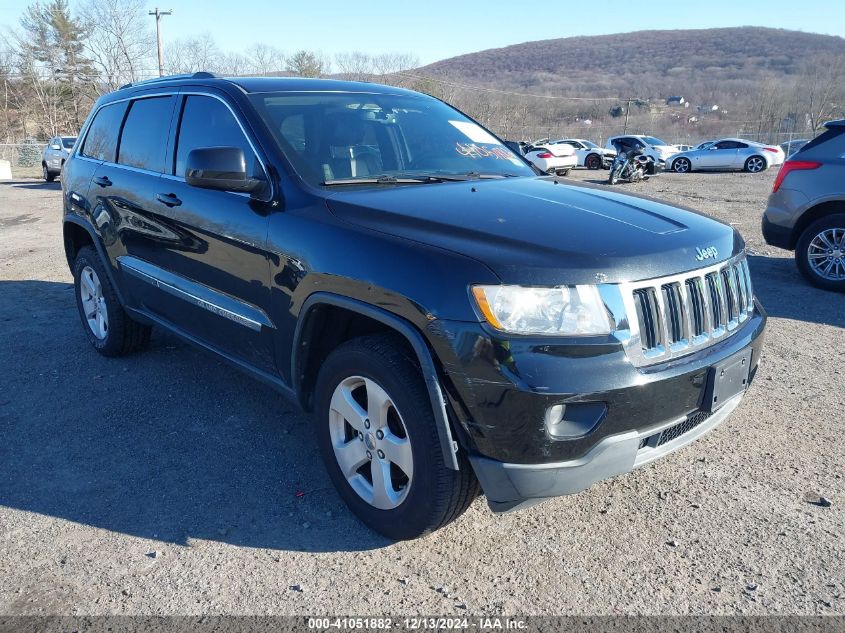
<box><xmin>117</xmin><ymin>96</ymin><xmax>175</xmax><ymax>172</ymax></box>
<box><xmin>175</xmin><ymin>96</ymin><xmax>257</xmax><ymax>177</ymax></box>
<box><xmin>799</xmin><ymin>127</ymin><xmax>845</xmax><ymax>155</ymax></box>
<box><xmin>81</xmin><ymin>102</ymin><xmax>128</xmax><ymax>162</ymax></box>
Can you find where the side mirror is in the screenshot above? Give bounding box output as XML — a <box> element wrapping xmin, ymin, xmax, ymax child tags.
<box><xmin>185</xmin><ymin>146</ymin><xmax>262</xmax><ymax>193</ymax></box>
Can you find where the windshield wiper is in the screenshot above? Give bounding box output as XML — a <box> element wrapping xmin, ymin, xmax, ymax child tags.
<box><xmin>322</xmin><ymin>175</ymin><xmax>447</xmax><ymax>186</ymax></box>
<box><xmin>464</xmin><ymin>172</ymin><xmax>521</xmax><ymax>179</ymax></box>
<box><xmin>321</xmin><ymin>172</ymin><xmax>523</xmax><ymax>186</ymax></box>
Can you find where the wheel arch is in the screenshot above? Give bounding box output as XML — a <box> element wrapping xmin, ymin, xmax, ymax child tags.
<box><xmin>791</xmin><ymin>200</ymin><xmax>845</xmax><ymax>250</ymax></box>
<box><xmin>63</xmin><ymin>217</ymin><xmax>129</xmax><ymax>308</ymax></box>
<box><xmin>292</xmin><ymin>292</ymin><xmax>460</xmax><ymax>470</ymax></box>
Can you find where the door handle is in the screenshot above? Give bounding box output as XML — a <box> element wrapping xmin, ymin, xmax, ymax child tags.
<box><xmin>156</xmin><ymin>192</ymin><xmax>182</xmax><ymax>207</ymax></box>
<box><xmin>93</xmin><ymin>176</ymin><xmax>112</xmax><ymax>187</ymax></box>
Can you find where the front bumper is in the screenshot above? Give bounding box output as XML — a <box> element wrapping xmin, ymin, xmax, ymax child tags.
<box><xmin>427</xmin><ymin>303</ymin><xmax>765</xmax><ymax>511</ymax></box>
<box><xmin>472</xmin><ymin>393</ymin><xmax>743</xmax><ymax>512</ymax></box>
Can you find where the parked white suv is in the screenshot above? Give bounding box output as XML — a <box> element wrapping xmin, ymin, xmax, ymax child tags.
<box><xmin>605</xmin><ymin>135</ymin><xmax>680</xmax><ymax>166</ymax></box>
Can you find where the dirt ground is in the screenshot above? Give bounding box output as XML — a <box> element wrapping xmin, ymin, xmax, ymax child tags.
<box><xmin>0</xmin><ymin>168</ymin><xmax>843</xmax><ymax>616</ymax></box>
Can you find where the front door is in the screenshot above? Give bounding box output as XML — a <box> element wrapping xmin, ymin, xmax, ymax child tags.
<box><xmin>122</xmin><ymin>92</ymin><xmax>276</xmax><ymax>373</ymax></box>
<box><xmin>699</xmin><ymin>140</ymin><xmax>740</xmax><ymax>168</ymax></box>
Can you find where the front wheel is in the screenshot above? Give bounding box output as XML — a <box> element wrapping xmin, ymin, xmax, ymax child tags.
<box><xmin>744</xmin><ymin>155</ymin><xmax>766</xmax><ymax>173</ymax></box>
<box><xmin>585</xmin><ymin>153</ymin><xmax>601</xmax><ymax>170</ymax></box>
<box><xmin>43</xmin><ymin>164</ymin><xmax>55</xmax><ymax>182</ymax></box>
<box><xmin>673</xmin><ymin>157</ymin><xmax>691</xmax><ymax>173</ymax></box>
<box><xmin>795</xmin><ymin>214</ymin><xmax>845</xmax><ymax>292</ymax></box>
<box><xmin>314</xmin><ymin>334</ymin><xmax>479</xmax><ymax>540</ymax></box>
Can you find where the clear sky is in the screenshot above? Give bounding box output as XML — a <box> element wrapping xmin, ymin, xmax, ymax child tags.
<box><xmin>1</xmin><ymin>0</ymin><xmax>843</xmax><ymax>64</ymax></box>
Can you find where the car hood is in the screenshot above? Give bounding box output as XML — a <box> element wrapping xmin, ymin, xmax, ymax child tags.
<box><xmin>325</xmin><ymin>177</ymin><xmax>742</xmax><ymax>286</ymax></box>
<box><xmin>653</xmin><ymin>145</ymin><xmax>680</xmax><ymax>157</ymax></box>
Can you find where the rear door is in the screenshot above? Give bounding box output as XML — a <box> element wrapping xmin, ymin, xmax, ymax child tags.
<box><xmin>90</xmin><ymin>94</ymin><xmax>178</xmax><ymax>303</ymax></box>
<box><xmin>127</xmin><ymin>91</ymin><xmax>276</xmax><ymax>372</ymax></box>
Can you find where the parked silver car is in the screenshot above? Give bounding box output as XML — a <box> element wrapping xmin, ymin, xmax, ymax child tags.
<box><xmin>41</xmin><ymin>136</ymin><xmax>76</xmax><ymax>182</ymax></box>
<box><xmin>667</xmin><ymin>138</ymin><xmax>785</xmax><ymax>174</ymax></box>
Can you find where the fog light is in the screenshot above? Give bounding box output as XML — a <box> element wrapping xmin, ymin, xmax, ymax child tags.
<box><xmin>545</xmin><ymin>404</ymin><xmax>566</xmax><ymax>428</ymax></box>
<box><xmin>545</xmin><ymin>402</ymin><xmax>608</xmax><ymax>439</ymax></box>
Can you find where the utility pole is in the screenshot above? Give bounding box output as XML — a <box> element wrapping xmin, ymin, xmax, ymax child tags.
<box><xmin>149</xmin><ymin>8</ymin><xmax>172</xmax><ymax>77</ymax></box>
<box><xmin>622</xmin><ymin>98</ymin><xmax>633</xmax><ymax>134</ymax></box>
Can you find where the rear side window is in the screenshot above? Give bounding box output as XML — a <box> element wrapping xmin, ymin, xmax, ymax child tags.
<box><xmin>798</xmin><ymin>126</ymin><xmax>845</xmax><ymax>155</ymax></box>
<box><xmin>117</xmin><ymin>96</ymin><xmax>175</xmax><ymax>172</ymax></box>
<box><xmin>81</xmin><ymin>102</ymin><xmax>128</xmax><ymax>162</ymax></box>
<box><xmin>174</xmin><ymin>95</ymin><xmax>257</xmax><ymax>177</ymax></box>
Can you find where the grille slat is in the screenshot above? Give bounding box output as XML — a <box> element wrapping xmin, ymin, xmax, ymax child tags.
<box><xmin>629</xmin><ymin>254</ymin><xmax>754</xmax><ymax>364</ymax></box>
<box><xmin>657</xmin><ymin>411</ymin><xmax>713</xmax><ymax>446</ymax></box>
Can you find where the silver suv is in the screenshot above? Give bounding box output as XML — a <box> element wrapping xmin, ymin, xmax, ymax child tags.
<box><xmin>41</xmin><ymin>136</ymin><xmax>76</xmax><ymax>182</ymax></box>
<box><xmin>763</xmin><ymin>119</ymin><xmax>845</xmax><ymax>292</ymax></box>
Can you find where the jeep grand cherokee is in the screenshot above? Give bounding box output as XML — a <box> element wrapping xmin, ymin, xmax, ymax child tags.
<box><xmin>62</xmin><ymin>73</ymin><xmax>766</xmax><ymax>540</ymax></box>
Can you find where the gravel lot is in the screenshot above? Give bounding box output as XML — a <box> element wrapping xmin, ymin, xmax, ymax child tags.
<box><xmin>0</xmin><ymin>169</ymin><xmax>843</xmax><ymax>617</ymax></box>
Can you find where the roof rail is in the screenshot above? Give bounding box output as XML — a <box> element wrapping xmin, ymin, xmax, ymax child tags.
<box><xmin>119</xmin><ymin>71</ymin><xmax>217</xmax><ymax>90</ymax></box>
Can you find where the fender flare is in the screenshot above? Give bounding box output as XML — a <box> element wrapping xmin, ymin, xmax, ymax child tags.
<box><xmin>63</xmin><ymin>216</ymin><xmax>129</xmax><ymax>308</ymax></box>
<box><xmin>292</xmin><ymin>292</ymin><xmax>460</xmax><ymax>470</ymax></box>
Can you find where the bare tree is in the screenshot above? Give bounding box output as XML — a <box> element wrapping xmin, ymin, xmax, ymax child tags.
<box><xmin>79</xmin><ymin>0</ymin><xmax>155</xmax><ymax>92</ymax></box>
<box><xmin>334</xmin><ymin>51</ymin><xmax>373</xmax><ymax>81</ymax></box>
<box><xmin>795</xmin><ymin>54</ymin><xmax>845</xmax><ymax>134</ymax></box>
<box><xmin>166</xmin><ymin>34</ymin><xmax>221</xmax><ymax>74</ymax></box>
<box><xmin>246</xmin><ymin>43</ymin><xmax>285</xmax><ymax>76</ymax></box>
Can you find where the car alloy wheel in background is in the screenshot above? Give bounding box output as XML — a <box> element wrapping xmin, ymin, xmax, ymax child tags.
<box><xmin>807</xmin><ymin>228</ymin><xmax>845</xmax><ymax>282</ymax></box>
<box><xmin>673</xmin><ymin>158</ymin><xmax>691</xmax><ymax>173</ymax></box>
<box><xmin>745</xmin><ymin>156</ymin><xmax>766</xmax><ymax>173</ymax></box>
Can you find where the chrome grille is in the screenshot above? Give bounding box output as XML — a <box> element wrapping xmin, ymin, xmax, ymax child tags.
<box><xmin>621</xmin><ymin>253</ymin><xmax>753</xmax><ymax>367</ymax></box>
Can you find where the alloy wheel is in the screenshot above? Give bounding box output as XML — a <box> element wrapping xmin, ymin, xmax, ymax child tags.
<box><xmin>747</xmin><ymin>157</ymin><xmax>764</xmax><ymax>173</ymax></box>
<box><xmin>328</xmin><ymin>375</ymin><xmax>413</xmax><ymax>510</ymax></box>
<box><xmin>79</xmin><ymin>265</ymin><xmax>108</xmax><ymax>339</ymax></box>
<box><xmin>808</xmin><ymin>227</ymin><xmax>845</xmax><ymax>281</ymax></box>
<box><xmin>674</xmin><ymin>158</ymin><xmax>690</xmax><ymax>173</ymax></box>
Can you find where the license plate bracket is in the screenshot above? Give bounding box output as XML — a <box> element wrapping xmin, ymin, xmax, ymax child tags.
<box><xmin>702</xmin><ymin>347</ymin><xmax>752</xmax><ymax>413</ymax></box>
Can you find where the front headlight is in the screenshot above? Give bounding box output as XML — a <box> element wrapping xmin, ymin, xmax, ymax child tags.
<box><xmin>471</xmin><ymin>285</ymin><xmax>611</xmax><ymax>335</ymax></box>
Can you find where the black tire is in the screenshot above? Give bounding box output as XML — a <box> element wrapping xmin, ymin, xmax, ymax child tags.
<box><xmin>585</xmin><ymin>153</ymin><xmax>601</xmax><ymax>170</ymax></box>
<box><xmin>673</xmin><ymin>157</ymin><xmax>691</xmax><ymax>173</ymax></box>
<box><xmin>744</xmin><ymin>155</ymin><xmax>767</xmax><ymax>173</ymax></box>
<box><xmin>314</xmin><ymin>334</ymin><xmax>479</xmax><ymax>540</ymax></box>
<box><xmin>73</xmin><ymin>246</ymin><xmax>151</xmax><ymax>356</ymax></box>
<box><xmin>795</xmin><ymin>213</ymin><xmax>845</xmax><ymax>292</ymax></box>
<box><xmin>42</xmin><ymin>163</ymin><xmax>55</xmax><ymax>182</ymax></box>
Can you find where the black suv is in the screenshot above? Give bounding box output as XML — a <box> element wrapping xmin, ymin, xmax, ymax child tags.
<box><xmin>62</xmin><ymin>73</ymin><xmax>766</xmax><ymax>539</ymax></box>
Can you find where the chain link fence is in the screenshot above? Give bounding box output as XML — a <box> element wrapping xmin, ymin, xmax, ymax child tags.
<box><xmin>0</xmin><ymin>142</ymin><xmax>48</xmax><ymax>178</ymax></box>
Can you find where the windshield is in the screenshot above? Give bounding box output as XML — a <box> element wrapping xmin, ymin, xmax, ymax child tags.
<box><xmin>641</xmin><ymin>136</ymin><xmax>668</xmax><ymax>146</ymax></box>
<box><xmin>581</xmin><ymin>140</ymin><xmax>598</xmax><ymax>148</ymax></box>
<box><xmin>248</xmin><ymin>91</ymin><xmax>535</xmax><ymax>186</ymax></box>
<box><xmin>61</xmin><ymin>137</ymin><xmax>76</xmax><ymax>148</ymax></box>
